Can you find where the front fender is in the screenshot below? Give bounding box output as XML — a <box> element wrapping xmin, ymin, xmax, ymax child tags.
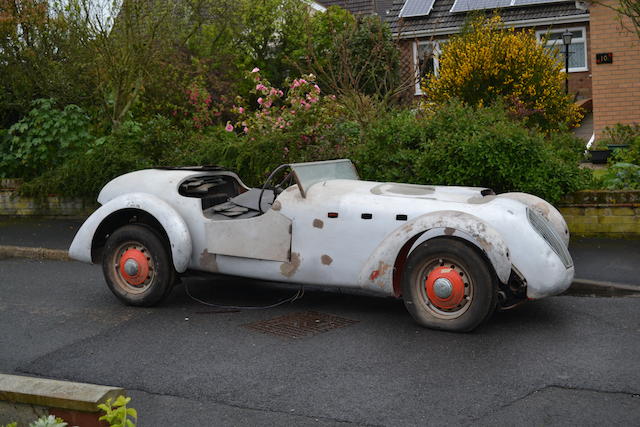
<box><xmin>358</xmin><ymin>211</ymin><xmax>512</xmax><ymax>295</ymax></box>
<box><xmin>69</xmin><ymin>193</ymin><xmax>192</xmax><ymax>272</ymax></box>
<box><xmin>497</xmin><ymin>192</ymin><xmax>570</xmax><ymax>247</ymax></box>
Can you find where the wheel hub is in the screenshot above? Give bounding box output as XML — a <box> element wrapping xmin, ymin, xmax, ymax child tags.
<box><xmin>119</xmin><ymin>248</ymin><xmax>150</xmax><ymax>286</ymax></box>
<box><xmin>425</xmin><ymin>266</ymin><xmax>466</xmax><ymax>310</ymax></box>
<box><xmin>433</xmin><ymin>277</ymin><xmax>453</xmax><ymax>299</ymax></box>
<box><xmin>124</xmin><ymin>259</ymin><xmax>139</xmax><ymax>276</ymax></box>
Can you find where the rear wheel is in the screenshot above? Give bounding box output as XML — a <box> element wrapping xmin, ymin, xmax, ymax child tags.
<box><xmin>102</xmin><ymin>224</ymin><xmax>176</xmax><ymax>307</ymax></box>
<box><xmin>402</xmin><ymin>238</ymin><xmax>496</xmax><ymax>332</ymax></box>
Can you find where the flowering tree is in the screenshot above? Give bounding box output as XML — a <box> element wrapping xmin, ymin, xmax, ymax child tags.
<box><xmin>229</xmin><ymin>68</ymin><xmax>339</xmax><ymax>138</ymax></box>
<box><xmin>422</xmin><ymin>16</ymin><xmax>583</xmax><ymax>131</ymax></box>
<box><xmin>217</xmin><ymin>68</ymin><xmax>351</xmax><ymax>176</ymax></box>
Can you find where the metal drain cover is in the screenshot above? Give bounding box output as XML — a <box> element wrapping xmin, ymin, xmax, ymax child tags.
<box><xmin>244</xmin><ymin>311</ymin><xmax>358</xmax><ymax>339</ymax></box>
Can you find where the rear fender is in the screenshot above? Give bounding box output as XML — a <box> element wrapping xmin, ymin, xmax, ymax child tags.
<box><xmin>359</xmin><ymin>211</ymin><xmax>511</xmax><ymax>296</ymax></box>
<box><xmin>69</xmin><ymin>193</ymin><xmax>192</xmax><ymax>272</ymax></box>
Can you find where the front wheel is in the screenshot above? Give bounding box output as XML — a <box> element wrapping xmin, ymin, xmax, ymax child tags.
<box><xmin>402</xmin><ymin>238</ymin><xmax>496</xmax><ymax>332</ymax></box>
<box><xmin>102</xmin><ymin>224</ymin><xmax>176</xmax><ymax>307</ymax></box>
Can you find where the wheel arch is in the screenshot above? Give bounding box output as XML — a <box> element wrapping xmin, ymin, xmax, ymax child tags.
<box><xmin>359</xmin><ymin>211</ymin><xmax>512</xmax><ymax>297</ymax></box>
<box><xmin>392</xmin><ymin>233</ymin><xmax>502</xmax><ymax>298</ymax></box>
<box><xmin>91</xmin><ymin>209</ymin><xmax>170</xmax><ymax>263</ymax></box>
<box><xmin>69</xmin><ymin>193</ymin><xmax>192</xmax><ymax>273</ymax></box>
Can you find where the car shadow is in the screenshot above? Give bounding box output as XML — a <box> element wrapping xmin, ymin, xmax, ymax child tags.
<box><xmin>162</xmin><ymin>274</ymin><xmax>564</xmax><ymax>334</ymax></box>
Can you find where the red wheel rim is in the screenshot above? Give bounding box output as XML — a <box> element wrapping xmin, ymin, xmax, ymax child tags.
<box><xmin>118</xmin><ymin>248</ymin><xmax>150</xmax><ymax>286</ymax></box>
<box><xmin>425</xmin><ymin>266</ymin><xmax>466</xmax><ymax>310</ymax></box>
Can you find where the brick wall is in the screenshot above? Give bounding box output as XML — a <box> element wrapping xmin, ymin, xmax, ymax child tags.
<box><xmin>559</xmin><ymin>190</ymin><xmax>640</xmax><ymax>237</ymax></box>
<box><xmin>590</xmin><ymin>0</ymin><xmax>640</xmax><ymax>137</ymax></box>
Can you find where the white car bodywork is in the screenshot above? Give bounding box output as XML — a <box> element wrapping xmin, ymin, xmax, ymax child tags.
<box><xmin>70</xmin><ymin>159</ymin><xmax>574</xmax><ymax>301</ymax></box>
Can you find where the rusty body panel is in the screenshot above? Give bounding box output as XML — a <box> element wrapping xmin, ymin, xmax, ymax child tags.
<box><xmin>203</xmin><ymin>209</ymin><xmax>291</xmax><ymax>262</ymax></box>
<box><xmin>70</xmin><ymin>160</ymin><xmax>574</xmax><ymax>302</ymax></box>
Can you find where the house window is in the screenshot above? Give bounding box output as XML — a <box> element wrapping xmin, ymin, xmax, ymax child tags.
<box><xmin>414</xmin><ymin>41</ymin><xmax>443</xmax><ymax>95</ymax></box>
<box><xmin>536</xmin><ymin>27</ymin><xmax>588</xmax><ymax>72</ymax></box>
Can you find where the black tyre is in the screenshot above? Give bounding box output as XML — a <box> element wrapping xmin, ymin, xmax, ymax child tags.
<box><xmin>102</xmin><ymin>224</ymin><xmax>176</xmax><ymax>307</ymax></box>
<box><xmin>402</xmin><ymin>238</ymin><xmax>496</xmax><ymax>332</ymax></box>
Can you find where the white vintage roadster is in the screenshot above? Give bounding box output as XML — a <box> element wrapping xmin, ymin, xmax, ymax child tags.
<box><xmin>70</xmin><ymin>159</ymin><xmax>574</xmax><ymax>331</ymax></box>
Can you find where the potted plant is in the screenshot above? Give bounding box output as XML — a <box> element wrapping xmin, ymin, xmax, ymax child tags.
<box><xmin>603</xmin><ymin>123</ymin><xmax>639</xmax><ymax>151</ymax></box>
<box><xmin>589</xmin><ymin>139</ymin><xmax>611</xmax><ymax>164</ymax></box>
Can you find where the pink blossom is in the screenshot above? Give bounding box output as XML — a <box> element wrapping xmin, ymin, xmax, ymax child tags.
<box><xmin>264</xmin><ymin>100</ymin><xmax>272</xmax><ymax>108</ymax></box>
<box><xmin>299</xmin><ymin>79</ymin><xmax>307</xmax><ymax>85</ymax></box>
<box><xmin>257</xmin><ymin>97</ymin><xmax>264</xmax><ymax>105</ymax></box>
<box><xmin>238</xmin><ymin>107</ymin><xmax>244</xmax><ymax>114</ymax></box>
<box><xmin>313</xmin><ymin>84</ymin><xmax>321</xmax><ymax>93</ymax></box>
<box><xmin>243</xmin><ymin>126</ymin><xmax>249</xmax><ymax>133</ymax></box>
<box><xmin>256</xmin><ymin>84</ymin><xmax>267</xmax><ymax>92</ymax></box>
<box><xmin>225</xmin><ymin>122</ymin><xmax>234</xmax><ymax>132</ymax></box>
<box><xmin>270</xmin><ymin>88</ymin><xmax>278</xmax><ymax>96</ymax></box>
<box><xmin>304</xmin><ymin>103</ymin><xmax>311</xmax><ymax>110</ymax></box>
<box><xmin>252</xmin><ymin>67</ymin><xmax>260</xmax><ymax>73</ymax></box>
<box><xmin>291</xmin><ymin>79</ymin><xmax>301</xmax><ymax>89</ymax></box>
<box><xmin>277</xmin><ymin>90</ymin><xmax>283</xmax><ymax>97</ymax></box>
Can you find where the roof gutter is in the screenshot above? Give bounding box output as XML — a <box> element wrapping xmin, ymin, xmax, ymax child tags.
<box><xmin>394</xmin><ymin>13</ymin><xmax>590</xmax><ymax>39</ymax></box>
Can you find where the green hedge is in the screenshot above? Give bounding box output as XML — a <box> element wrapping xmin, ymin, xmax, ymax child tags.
<box><xmin>21</xmin><ymin>101</ymin><xmax>590</xmax><ymax>205</ymax></box>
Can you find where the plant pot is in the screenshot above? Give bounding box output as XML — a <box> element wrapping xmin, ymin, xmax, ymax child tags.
<box><xmin>589</xmin><ymin>149</ymin><xmax>611</xmax><ymax>164</ymax></box>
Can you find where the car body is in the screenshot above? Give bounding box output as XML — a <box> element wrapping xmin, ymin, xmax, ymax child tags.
<box><xmin>70</xmin><ymin>159</ymin><xmax>574</xmax><ymax>331</ymax></box>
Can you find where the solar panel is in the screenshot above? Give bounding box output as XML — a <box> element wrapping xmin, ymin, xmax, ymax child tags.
<box><xmin>514</xmin><ymin>0</ymin><xmax>569</xmax><ymax>5</ymax></box>
<box><xmin>450</xmin><ymin>0</ymin><xmax>569</xmax><ymax>13</ymax></box>
<box><xmin>450</xmin><ymin>0</ymin><xmax>511</xmax><ymax>13</ymax></box>
<box><xmin>399</xmin><ymin>0</ymin><xmax>436</xmax><ymax>17</ymax></box>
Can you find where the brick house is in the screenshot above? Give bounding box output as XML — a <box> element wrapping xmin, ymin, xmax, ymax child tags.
<box><xmin>382</xmin><ymin>0</ymin><xmax>640</xmax><ymax>140</ymax></box>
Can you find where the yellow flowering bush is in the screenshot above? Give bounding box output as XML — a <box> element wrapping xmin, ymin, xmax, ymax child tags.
<box><xmin>422</xmin><ymin>16</ymin><xmax>582</xmax><ymax>131</ymax></box>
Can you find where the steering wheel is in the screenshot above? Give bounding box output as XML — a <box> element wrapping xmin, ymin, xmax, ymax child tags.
<box><xmin>258</xmin><ymin>164</ymin><xmax>292</xmax><ymax>214</ymax></box>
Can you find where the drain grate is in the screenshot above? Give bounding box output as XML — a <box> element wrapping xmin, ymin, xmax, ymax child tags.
<box><xmin>243</xmin><ymin>311</ymin><xmax>359</xmax><ymax>339</ymax></box>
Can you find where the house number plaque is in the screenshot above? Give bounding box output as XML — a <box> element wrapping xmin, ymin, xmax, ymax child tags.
<box><xmin>596</xmin><ymin>53</ymin><xmax>613</xmax><ymax>64</ymax></box>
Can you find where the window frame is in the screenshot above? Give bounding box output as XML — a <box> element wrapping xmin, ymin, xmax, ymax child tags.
<box><xmin>535</xmin><ymin>26</ymin><xmax>588</xmax><ymax>73</ymax></box>
<box><xmin>413</xmin><ymin>40</ymin><xmax>445</xmax><ymax>95</ymax></box>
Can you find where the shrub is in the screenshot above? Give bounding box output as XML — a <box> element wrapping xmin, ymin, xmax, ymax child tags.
<box><xmin>219</xmin><ymin>69</ymin><xmax>358</xmax><ymax>185</ymax></box>
<box><xmin>20</xmin><ymin>119</ymin><xmax>155</xmax><ymax>198</ymax></box>
<box><xmin>355</xmin><ymin>101</ymin><xmax>590</xmax><ymax>204</ymax></box>
<box><xmin>98</xmin><ymin>395</ymin><xmax>137</xmax><ymax>427</ymax></box>
<box><xmin>607</xmin><ymin>123</ymin><xmax>640</xmax><ymax>165</ymax></box>
<box><xmin>422</xmin><ymin>16</ymin><xmax>582</xmax><ymax>132</ymax></box>
<box><xmin>0</xmin><ymin>99</ymin><xmax>92</xmax><ymax>179</ymax></box>
<box><xmin>599</xmin><ymin>163</ymin><xmax>640</xmax><ymax>190</ymax></box>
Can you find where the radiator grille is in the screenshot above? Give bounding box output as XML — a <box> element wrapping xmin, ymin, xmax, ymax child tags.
<box><xmin>527</xmin><ymin>208</ymin><xmax>573</xmax><ymax>268</ymax></box>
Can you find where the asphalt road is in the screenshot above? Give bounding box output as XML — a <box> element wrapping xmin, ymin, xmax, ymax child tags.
<box><xmin>1</xmin><ymin>259</ymin><xmax>639</xmax><ymax>426</ymax></box>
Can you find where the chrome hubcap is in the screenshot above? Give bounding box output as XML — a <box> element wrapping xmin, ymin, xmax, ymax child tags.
<box><xmin>433</xmin><ymin>277</ymin><xmax>453</xmax><ymax>299</ymax></box>
<box><xmin>124</xmin><ymin>259</ymin><xmax>139</xmax><ymax>276</ymax></box>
